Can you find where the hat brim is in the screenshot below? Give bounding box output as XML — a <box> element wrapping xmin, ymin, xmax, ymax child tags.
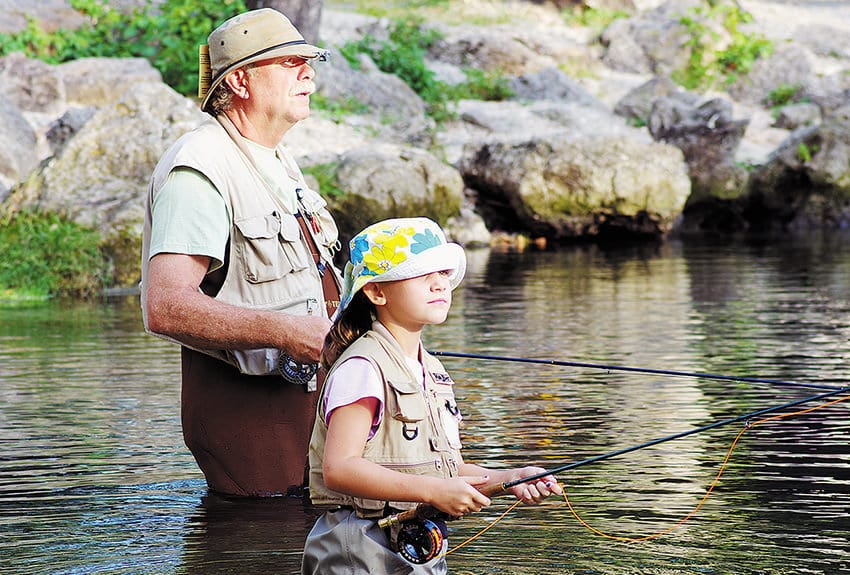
<box><xmin>344</xmin><ymin>243</ymin><xmax>466</xmax><ymax>313</ymax></box>
<box><xmin>201</xmin><ymin>42</ymin><xmax>326</xmax><ymax>111</ymax></box>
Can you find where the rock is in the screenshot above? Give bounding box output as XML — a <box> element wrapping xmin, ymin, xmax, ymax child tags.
<box><xmin>601</xmin><ymin>0</ymin><xmax>709</xmax><ymax>75</ymax></box>
<box><xmin>56</xmin><ymin>57</ymin><xmax>162</xmax><ymax>106</ymax></box>
<box><xmin>45</xmin><ymin>106</ymin><xmax>97</xmax><ymax>154</ymax></box>
<box><xmin>6</xmin><ymin>82</ymin><xmax>206</xmax><ymax>285</ymax></box>
<box><xmin>315</xmin><ymin>52</ymin><xmax>432</xmax><ymax>146</ymax></box>
<box><xmin>0</xmin><ymin>0</ymin><xmax>85</xmax><ymax>33</ymax></box>
<box><xmin>614</xmin><ymin>76</ymin><xmax>700</xmax><ymax>125</ymax></box>
<box><xmin>0</xmin><ymin>91</ymin><xmax>38</xmax><ymax>200</ymax></box>
<box><xmin>746</xmin><ymin>104</ymin><xmax>850</xmax><ymax>229</ymax></box>
<box><xmin>508</xmin><ymin>66</ymin><xmax>608</xmax><ymax>111</ymax></box>
<box><xmin>460</xmin><ymin>134</ymin><xmax>690</xmax><ymax>240</ymax></box>
<box><xmin>445</xmin><ymin>205</ymin><xmax>491</xmax><ymax>248</ymax></box>
<box><xmin>773</xmin><ymin>102</ymin><xmax>821</xmax><ymax>130</ymax></box>
<box><xmin>0</xmin><ymin>52</ymin><xmax>65</xmax><ymax>115</ymax></box>
<box><xmin>727</xmin><ymin>43</ymin><xmax>815</xmax><ymax>105</ymax></box>
<box><xmin>649</xmin><ymin>96</ymin><xmax>750</xmax><ymax>205</ymax></box>
<box><xmin>328</xmin><ymin>146</ymin><xmax>466</xmax><ymax>243</ymax></box>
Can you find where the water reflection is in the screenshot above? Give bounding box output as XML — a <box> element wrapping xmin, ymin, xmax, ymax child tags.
<box><xmin>2</xmin><ymin>233</ymin><xmax>850</xmax><ymax>574</ymax></box>
<box><xmin>182</xmin><ymin>494</ymin><xmax>322</xmax><ymax>575</ymax></box>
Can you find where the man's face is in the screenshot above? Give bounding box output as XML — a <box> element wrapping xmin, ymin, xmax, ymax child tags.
<box><xmin>246</xmin><ymin>55</ymin><xmax>316</xmax><ymax>127</ymax></box>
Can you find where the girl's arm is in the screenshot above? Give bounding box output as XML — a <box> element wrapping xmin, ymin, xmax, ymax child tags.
<box><xmin>458</xmin><ymin>462</ymin><xmax>562</xmax><ymax>504</ymax></box>
<box><xmin>323</xmin><ymin>398</ymin><xmax>492</xmax><ymax>517</ymax></box>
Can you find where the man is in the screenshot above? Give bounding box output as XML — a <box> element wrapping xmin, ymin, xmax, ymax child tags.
<box><xmin>140</xmin><ymin>8</ymin><xmax>342</xmax><ymax>497</ymax></box>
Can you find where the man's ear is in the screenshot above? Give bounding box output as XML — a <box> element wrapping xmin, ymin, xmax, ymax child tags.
<box><xmin>362</xmin><ymin>283</ymin><xmax>386</xmax><ymax>306</ymax></box>
<box><xmin>223</xmin><ymin>68</ymin><xmax>249</xmax><ymax>99</ymax></box>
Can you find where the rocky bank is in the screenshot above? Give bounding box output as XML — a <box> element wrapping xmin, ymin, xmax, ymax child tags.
<box><xmin>0</xmin><ymin>0</ymin><xmax>849</xmax><ymax>290</ymax></box>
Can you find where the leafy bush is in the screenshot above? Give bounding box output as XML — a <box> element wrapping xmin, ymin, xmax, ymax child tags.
<box><xmin>0</xmin><ymin>0</ymin><xmax>247</xmax><ymax>96</ymax></box>
<box><xmin>0</xmin><ymin>210</ymin><xmax>109</xmax><ymax>299</ymax></box>
<box><xmin>673</xmin><ymin>2</ymin><xmax>772</xmax><ymax>90</ymax></box>
<box><xmin>340</xmin><ymin>17</ymin><xmax>512</xmax><ymax>122</ymax></box>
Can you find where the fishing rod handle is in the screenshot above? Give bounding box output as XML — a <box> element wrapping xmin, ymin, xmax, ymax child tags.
<box><xmin>377</xmin><ymin>482</ymin><xmax>509</xmax><ymax>530</ymax></box>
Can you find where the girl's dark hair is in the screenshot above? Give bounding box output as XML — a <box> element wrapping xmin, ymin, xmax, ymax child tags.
<box><xmin>321</xmin><ymin>290</ymin><xmax>374</xmax><ymax>370</ymax></box>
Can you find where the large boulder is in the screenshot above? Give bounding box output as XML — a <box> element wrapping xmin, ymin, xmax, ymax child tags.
<box><xmin>601</xmin><ymin>0</ymin><xmax>708</xmax><ymax>75</ymax></box>
<box><xmin>0</xmin><ymin>92</ymin><xmax>38</xmax><ymax>200</ymax></box>
<box><xmin>649</xmin><ymin>96</ymin><xmax>750</xmax><ymax>204</ymax></box>
<box><xmin>460</xmin><ymin>134</ymin><xmax>690</xmax><ymax>240</ymax></box>
<box><xmin>327</xmin><ymin>145</ymin><xmax>466</xmax><ymax>244</ymax></box>
<box><xmin>56</xmin><ymin>57</ymin><xmax>163</xmax><ymax>107</ymax></box>
<box><xmin>0</xmin><ymin>52</ymin><xmax>65</xmax><ymax>115</ymax></box>
<box><xmin>746</xmin><ymin>103</ymin><xmax>850</xmax><ymax>230</ymax></box>
<box><xmin>5</xmin><ymin>81</ymin><xmax>206</xmax><ymax>286</ymax></box>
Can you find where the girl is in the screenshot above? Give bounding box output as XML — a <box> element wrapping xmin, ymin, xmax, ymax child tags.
<box><xmin>301</xmin><ymin>217</ymin><xmax>560</xmax><ymax>574</ymax></box>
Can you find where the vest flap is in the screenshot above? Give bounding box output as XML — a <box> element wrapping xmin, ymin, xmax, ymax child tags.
<box><xmin>386</xmin><ymin>377</ymin><xmax>426</xmax><ymax>423</ymax></box>
<box><xmin>234</xmin><ymin>214</ymin><xmax>279</xmax><ymax>239</ymax></box>
<box><xmin>279</xmin><ymin>213</ymin><xmax>301</xmax><ymax>242</ymax></box>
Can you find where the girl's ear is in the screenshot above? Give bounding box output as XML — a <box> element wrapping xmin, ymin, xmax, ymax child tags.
<box><xmin>362</xmin><ymin>283</ymin><xmax>386</xmax><ymax>306</ymax></box>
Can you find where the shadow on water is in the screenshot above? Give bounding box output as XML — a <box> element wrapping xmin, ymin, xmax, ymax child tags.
<box><xmin>181</xmin><ymin>493</ymin><xmax>322</xmax><ymax>575</ymax></box>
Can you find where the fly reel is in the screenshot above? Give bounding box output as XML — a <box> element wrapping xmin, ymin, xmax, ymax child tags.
<box><xmin>396</xmin><ymin>518</ymin><xmax>447</xmax><ymax>564</ymax></box>
<box><xmin>277</xmin><ymin>353</ymin><xmax>318</xmax><ymax>386</ymax></box>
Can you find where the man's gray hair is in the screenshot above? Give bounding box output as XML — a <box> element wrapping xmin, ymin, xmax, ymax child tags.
<box><xmin>206</xmin><ymin>63</ymin><xmax>257</xmax><ymax>116</ymax></box>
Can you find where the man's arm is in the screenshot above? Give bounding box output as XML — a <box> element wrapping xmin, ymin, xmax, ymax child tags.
<box><xmin>145</xmin><ymin>252</ymin><xmax>330</xmax><ymax>364</ymax></box>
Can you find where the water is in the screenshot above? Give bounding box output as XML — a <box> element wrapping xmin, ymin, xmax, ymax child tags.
<box><xmin>2</xmin><ymin>232</ymin><xmax>850</xmax><ymax>575</ymax></box>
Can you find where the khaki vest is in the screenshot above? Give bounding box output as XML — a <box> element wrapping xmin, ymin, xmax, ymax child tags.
<box><xmin>140</xmin><ymin>117</ymin><xmax>341</xmax><ymax>375</ymax></box>
<box><xmin>308</xmin><ymin>323</ymin><xmax>463</xmax><ymax>518</ymax></box>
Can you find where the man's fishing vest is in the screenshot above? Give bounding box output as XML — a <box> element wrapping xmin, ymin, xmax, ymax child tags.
<box><xmin>141</xmin><ymin>118</ymin><xmax>341</xmax><ymax>375</ymax></box>
<box><xmin>308</xmin><ymin>323</ymin><xmax>463</xmax><ymax>518</ymax></box>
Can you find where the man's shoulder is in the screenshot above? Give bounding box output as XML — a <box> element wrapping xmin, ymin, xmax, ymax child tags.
<box><xmin>163</xmin><ymin>119</ymin><xmax>230</xmax><ymax>165</ymax></box>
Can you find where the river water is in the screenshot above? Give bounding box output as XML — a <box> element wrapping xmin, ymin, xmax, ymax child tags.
<box><xmin>2</xmin><ymin>232</ymin><xmax>850</xmax><ymax>575</ymax></box>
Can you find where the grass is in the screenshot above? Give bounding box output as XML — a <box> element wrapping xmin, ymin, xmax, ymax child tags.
<box><xmin>0</xmin><ymin>210</ymin><xmax>109</xmax><ymax>299</ymax></box>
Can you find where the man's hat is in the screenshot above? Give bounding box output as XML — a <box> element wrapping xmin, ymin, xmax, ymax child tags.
<box><xmin>198</xmin><ymin>8</ymin><xmax>328</xmax><ymax>111</ymax></box>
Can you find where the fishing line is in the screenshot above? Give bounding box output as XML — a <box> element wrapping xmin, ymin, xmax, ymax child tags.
<box><xmin>388</xmin><ymin>386</ymin><xmax>850</xmax><ymax>560</ymax></box>
<box><xmin>430</xmin><ymin>350</ymin><xmax>843</xmax><ymax>391</ymax></box>
<box><xmin>561</xmin><ymin>391</ymin><xmax>850</xmax><ymax>543</ymax></box>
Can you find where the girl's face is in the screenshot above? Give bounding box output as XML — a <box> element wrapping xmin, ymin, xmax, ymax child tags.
<box><xmin>365</xmin><ymin>270</ymin><xmax>453</xmax><ymax>331</ymax></box>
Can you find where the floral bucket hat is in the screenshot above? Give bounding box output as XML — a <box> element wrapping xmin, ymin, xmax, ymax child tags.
<box><xmin>337</xmin><ymin>217</ymin><xmax>466</xmax><ymax>314</ymax></box>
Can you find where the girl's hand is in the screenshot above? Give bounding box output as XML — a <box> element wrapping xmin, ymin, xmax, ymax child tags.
<box><xmin>430</xmin><ymin>475</ymin><xmax>492</xmax><ymax>518</ymax></box>
<box><xmin>503</xmin><ymin>467</ymin><xmax>562</xmax><ymax>504</ymax></box>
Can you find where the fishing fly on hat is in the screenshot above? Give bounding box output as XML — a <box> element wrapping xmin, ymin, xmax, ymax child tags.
<box><xmin>198</xmin><ymin>8</ymin><xmax>329</xmax><ymax>112</ymax></box>
<box><xmin>337</xmin><ymin>217</ymin><xmax>467</xmax><ymax>315</ymax></box>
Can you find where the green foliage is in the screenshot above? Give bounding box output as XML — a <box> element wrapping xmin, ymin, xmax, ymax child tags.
<box><xmin>340</xmin><ymin>18</ymin><xmax>512</xmax><ymax>122</ymax></box>
<box><xmin>0</xmin><ymin>210</ymin><xmax>109</xmax><ymax>298</ymax></box>
<box><xmin>303</xmin><ymin>162</ymin><xmax>346</xmax><ymax>198</ymax></box>
<box><xmin>0</xmin><ymin>0</ymin><xmax>247</xmax><ymax>96</ymax></box>
<box><xmin>797</xmin><ymin>141</ymin><xmax>818</xmax><ymax>164</ymax></box>
<box><xmin>341</xmin><ymin>18</ymin><xmax>453</xmax><ymax>120</ymax></box>
<box><xmin>562</xmin><ymin>5</ymin><xmax>629</xmax><ymax>32</ymax></box>
<box><xmin>672</xmin><ymin>2</ymin><xmax>772</xmax><ymax>91</ymax></box>
<box><xmin>764</xmin><ymin>83</ymin><xmax>803</xmax><ymax>108</ymax></box>
<box><xmin>311</xmin><ymin>93</ymin><xmax>371</xmax><ymax>122</ymax></box>
<box><xmin>451</xmin><ymin>67</ymin><xmax>514</xmax><ymax>101</ymax></box>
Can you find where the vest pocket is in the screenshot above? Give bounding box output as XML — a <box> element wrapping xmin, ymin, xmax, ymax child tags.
<box><xmin>386</xmin><ymin>378</ymin><xmax>426</xmax><ymax>423</ymax></box>
<box><xmin>234</xmin><ymin>212</ymin><xmax>308</xmax><ymax>283</ymax></box>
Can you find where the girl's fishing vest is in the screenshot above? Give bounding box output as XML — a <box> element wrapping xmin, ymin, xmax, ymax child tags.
<box><xmin>142</xmin><ymin>118</ymin><xmax>340</xmax><ymax>375</ymax></box>
<box><xmin>308</xmin><ymin>323</ymin><xmax>464</xmax><ymax>518</ymax></box>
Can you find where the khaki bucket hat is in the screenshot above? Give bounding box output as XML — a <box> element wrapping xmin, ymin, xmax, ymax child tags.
<box><xmin>198</xmin><ymin>8</ymin><xmax>328</xmax><ymax>111</ymax></box>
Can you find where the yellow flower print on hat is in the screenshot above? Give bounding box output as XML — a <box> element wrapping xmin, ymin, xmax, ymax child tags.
<box><xmin>362</xmin><ymin>234</ymin><xmax>409</xmax><ymax>275</ymax></box>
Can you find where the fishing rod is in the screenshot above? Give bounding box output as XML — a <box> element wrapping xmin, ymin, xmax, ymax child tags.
<box><xmin>430</xmin><ymin>350</ymin><xmax>843</xmax><ymax>391</ymax></box>
<box><xmin>379</xmin><ymin>384</ymin><xmax>850</xmax><ymax>535</ymax></box>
